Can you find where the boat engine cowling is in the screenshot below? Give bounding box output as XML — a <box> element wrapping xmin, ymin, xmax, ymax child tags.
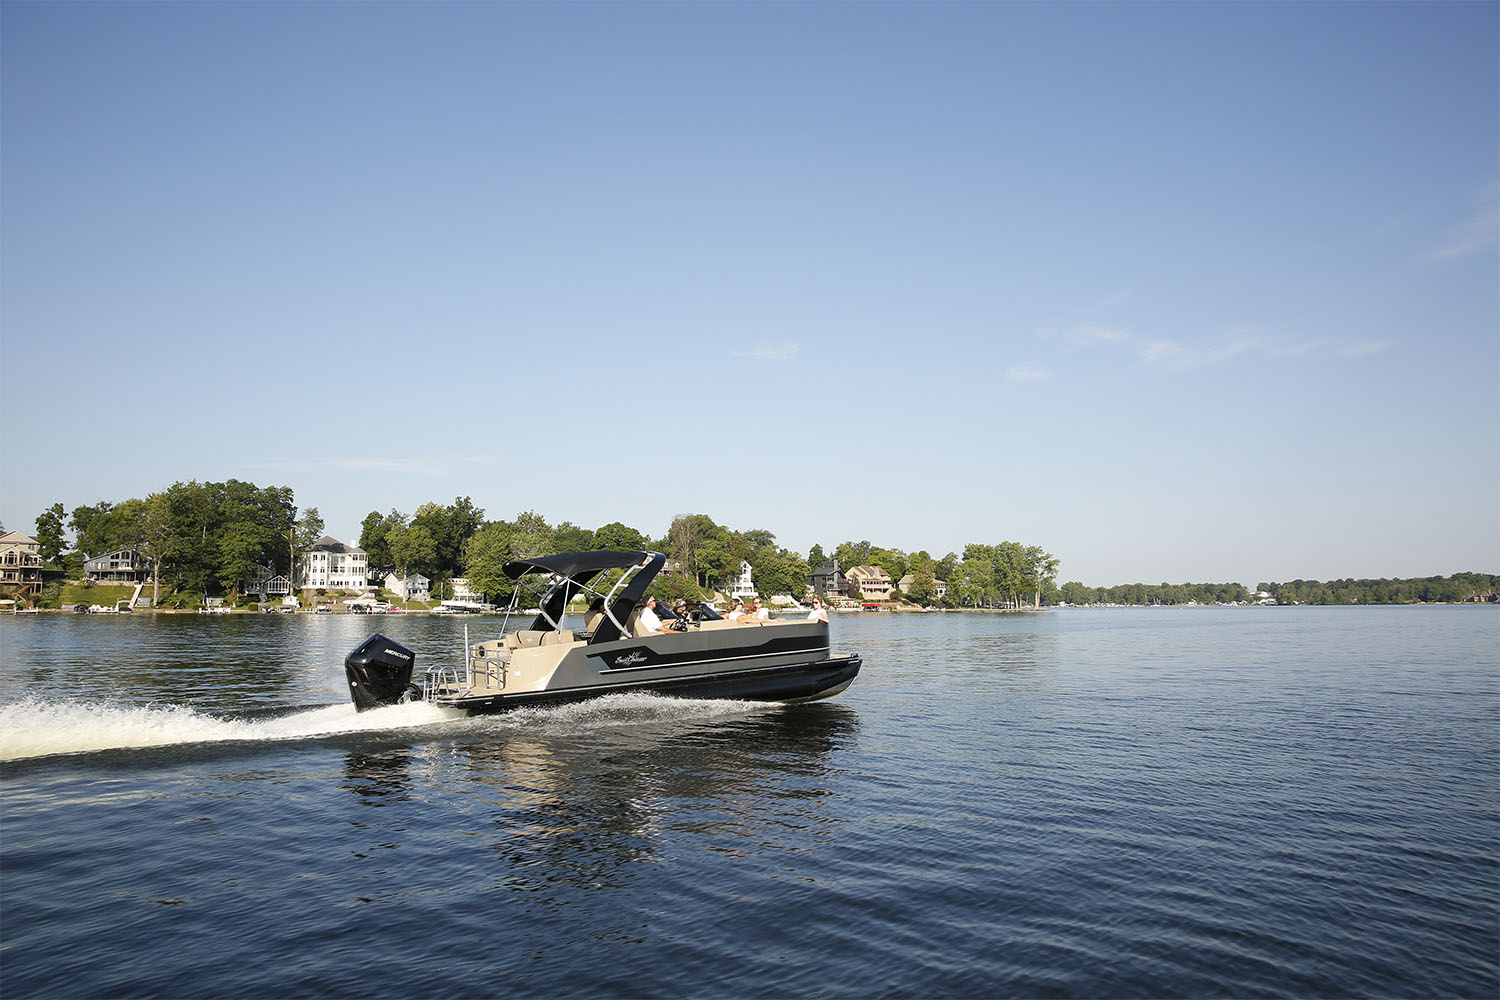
<box><xmin>345</xmin><ymin>634</ymin><xmax>418</xmax><ymax>711</ymax></box>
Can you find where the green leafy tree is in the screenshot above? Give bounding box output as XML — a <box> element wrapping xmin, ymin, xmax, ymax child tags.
<box><xmin>647</xmin><ymin>574</ymin><xmax>704</xmax><ymax>603</ymax></box>
<box><xmin>695</xmin><ymin>535</ymin><xmax>737</xmax><ymax>590</ymax></box>
<box><xmin>906</xmin><ymin>554</ymin><xmax>937</xmax><ymax>604</ymax></box>
<box><xmin>461</xmin><ymin>523</ymin><xmax>517</xmax><ymax>604</ymax></box>
<box><xmin>669</xmin><ymin>514</ymin><xmax>732</xmax><ymax>587</ymax></box>
<box><xmin>387</xmin><ymin>522</ymin><xmax>438</xmax><ymax>582</ymax></box>
<box><xmin>1059</xmin><ymin>581</ymin><xmax>1093</xmax><ymax>605</ymax></box>
<box><xmin>808</xmin><ymin>543</ymin><xmax>826</xmax><ymax>567</ymax></box>
<box><xmin>869</xmin><ymin>546</ymin><xmax>908</xmax><ymax>584</ymax></box>
<box><xmin>553</xmin><ymin>522</ymin><xmax>596</xmax><ymax>552</ymax></box>
<box><xmin>749</xmin><ymin>546</ymin><xmax>810</xmax><ymax>599</ymax></box>
<box><xmin>360</xmin><ymin>509</ymin><xmax>404</xmax><ymax>574</ymax></box>
<box><xmin>137</xmin><ymin>491</ymin><xmax>182</xmax><ymax>607</ymax></box>
<box><xmin>741</xmin><ymin>528</ymin><xmax>776</xmax><ymax>552</ymax></box>
<box><xmin>595</xmin><ymin>521</ymin><xmax>648</xmax><ymax>551</ymax></box>
<box><xmin>34</xmin><ymin>503</ymin><xmax>67</xmax><ymax>564</ymax></box>
<box><xmin>834</xmin><ymin>540</ymin><xmax>872</xmax><ymax>570</ymax></box>
<box><xmin>412</xmin><ymin>497</ymin><xmax>485</xmax><ymax>579</ymax></box>
<box><xmin>292</xmin><ymin>506</ymin><xmax>324</xmax><ymax>576</ymax></box>
<box><xmin>69</xmin><ymin>501</ymin><xmax>119</xmax><ymax>557</ymax></box>
<box><xmin>1024</xmin><ymin>546</ymin><xmax>1060</xmax><ymax>608</ymax></box>
<box><xmin>935</xmin><ymin>552</ymin><xmax>960</xmax><ymax>586</ymax></box>
<box><xmin>505</xmin><ymin>510</ymin><xmax>555</xmax><ymax>560</ymax></box>
<box><xmin>217</xmin><ymin>521</ymin><xmax>265</xmax><ymax>602</ymax></box>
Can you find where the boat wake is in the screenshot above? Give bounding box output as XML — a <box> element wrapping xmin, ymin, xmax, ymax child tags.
<box><xmin>0</xmin><ymin>693</ymin><xmax>778</xmax><ymax>762</ymax></box>
<box><xmin>0</xmin><ymin>697</ymin><xmax>459</xmax><ymax>762</ymax></box>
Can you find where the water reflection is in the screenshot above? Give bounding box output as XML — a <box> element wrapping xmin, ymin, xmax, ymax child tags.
<box><xmin>338</xmin><ymin>703</ymin><xmax>860</xmax><ymax>894</ymax></box>
<box><xmin>342</xmin><ymin>747</ymin><xmax>414</xmax><ymax>805</ymax></box>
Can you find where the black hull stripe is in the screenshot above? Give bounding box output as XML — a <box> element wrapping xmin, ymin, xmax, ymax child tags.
<box><xmin>595</xmin><ymin>644</ymin><xmax>831</xmax><ymax>675</ymax></box>
<box><xmin>433</xmin><ymin>656</ymin><xmax>861</xmax><ymax>714</ymax></box>
<box><xmin>588</xmin><ymin>634</ymin><xmax>826</xmax><ymax>672</ymax></box>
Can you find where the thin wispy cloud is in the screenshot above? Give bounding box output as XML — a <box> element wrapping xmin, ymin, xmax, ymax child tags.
<box><xmin>1004</xmin><ymin>364</ymin><xmax>1050</xmax><ymax>383</ymax></box>
<box><xmin>732</xmin><ymin>342</ymin><xmax>800</xmax><ymax>362</ymax></box>
<box><xmin>1273</xmin><ymin>337</ymin><xmax>1399</xmax><ymax>359</ymax></box>
<box><xmin>1425</xmin><ymin>179</ymin><xmax>1499</xmax><ymax>262</ymax></box>
<box><xmin>1066</xmin><ymin>324</ymin><xmax>1393</xmax><ymax>370</ymax></box>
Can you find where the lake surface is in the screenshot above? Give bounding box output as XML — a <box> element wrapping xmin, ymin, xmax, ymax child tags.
<box><xmin>2</xmin><ymin>607</ymin><xmax>1496</xmax><ymax>998</ymax></box>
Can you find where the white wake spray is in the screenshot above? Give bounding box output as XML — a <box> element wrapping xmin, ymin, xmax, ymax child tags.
<box><xmin>0</xmin><ymin>692</ymin><xmax>775</xmax><ymax>761</ymax></box>
<box><xmin>0</xmin><ymin>697</ymin><xmax>457</xmax><ymax>761</ymax></box>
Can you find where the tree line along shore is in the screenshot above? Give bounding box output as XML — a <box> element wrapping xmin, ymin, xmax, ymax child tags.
<box><xmin>11</xmin><ymin>479</ymin><xmax>1498</xmax><ymax>610</ymax></box>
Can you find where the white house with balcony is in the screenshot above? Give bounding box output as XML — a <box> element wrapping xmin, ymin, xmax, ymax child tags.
<box><xmin>450</xmin><ymin>577</ymin><xmax>484</xmax><ymax>602</ymax></box>
<box><xmin>385</xmin><ymin>573</ymin><xmax>431</xmax><ymax>601</ymax></box>
<box><xmin>296</xmin><ymin>536</ymin><xmax>369</xmax><ymax>592</ymax></box>
<box><xmin>728</xmin><ymin>560</ymin><xmax>758</xmax><ymax>600</ymax></box>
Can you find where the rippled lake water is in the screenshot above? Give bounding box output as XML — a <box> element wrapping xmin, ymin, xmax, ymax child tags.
<box><xmin>2</xmin><ymin>607</ymin><xmax>1496</xmax><ymax>998</ymax></box>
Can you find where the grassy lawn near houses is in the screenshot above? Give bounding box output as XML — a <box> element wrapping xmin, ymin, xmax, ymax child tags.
<box><xmin>55</xmin><ymin>584</ymin><xmax>136</xmax><ymax>608</ymax></box>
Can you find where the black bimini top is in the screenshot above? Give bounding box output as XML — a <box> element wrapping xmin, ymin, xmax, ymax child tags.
<box><xmin>502</xmin><ymin>550</ymin><xmax>666</xmax><ymax>643</ymax></box>
<box><xmin>502</xmin><ymin>550</ymin><xmax>654</xmax><ymax>580</ymax></box>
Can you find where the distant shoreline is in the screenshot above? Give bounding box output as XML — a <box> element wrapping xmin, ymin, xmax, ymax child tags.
<box><xmin>11</xmin><ymin>602</ymin><xmax>1495</xmax><ymax>617</ymax></box>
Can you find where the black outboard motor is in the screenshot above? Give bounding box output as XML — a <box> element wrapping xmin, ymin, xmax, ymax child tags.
<box><xmin>344</xmin><ymin>634</ymin><xmax>418</xmax><ymax>711</ymax></box>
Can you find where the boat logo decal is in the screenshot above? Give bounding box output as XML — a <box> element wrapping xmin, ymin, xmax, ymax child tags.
<box><xmin>382</xmin><ymin>647</ymin><xmax>412</xmax><ymax>661</ymax></box>
<box><xmin>613</xmin><ymin>651</ymin><xmax>649</xmax><ymax>667</ymax></box>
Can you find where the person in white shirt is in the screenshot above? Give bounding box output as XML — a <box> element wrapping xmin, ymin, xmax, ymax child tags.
<box><xmin>747</xmin><ymin>598</ymin><xmax>769</xmax><ymax>621</ymax></box>
<box><xmin>637</xmin><ymin>596</ymin><xmax>667</xmax><ymax>634</ymax></box>
<box><xmin>806</xmin><ymin>596</ymin><xmax>828</xmax><ymax>623</ymax></box>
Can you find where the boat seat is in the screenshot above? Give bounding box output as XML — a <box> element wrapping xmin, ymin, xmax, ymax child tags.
<box><xmin>506</xmin><ymin>630</ymin><xmax>546</xmax><ymax>649</ymax></box>
<box><xmin>504</xmin><ymin>629</ymin><xmax>575</xmax><ymax>650</ymax></box>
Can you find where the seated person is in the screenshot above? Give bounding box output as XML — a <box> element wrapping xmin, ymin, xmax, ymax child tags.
<box><xmin>806</xmin><ymin>596</ymin><xmax>828</xmax><ymax>623</ymax></box>
<box><xmin>745</xmin><ymin>598</ymin><xmax>770</xmax><ymax>621</ymax></box>
<box><xmin>722</xmin><ymin>598</ymin><xmax>744</xmax><ymax>621</ymax></box>
<box><xmin>635</xmin><ymin>596</ymin><xmax>684</xmax><ymax>636</ymax></box>
<box><xmin>583</xmin><ymin>597</ymin><xmax>606</xmax><ymax>634</ymax></box>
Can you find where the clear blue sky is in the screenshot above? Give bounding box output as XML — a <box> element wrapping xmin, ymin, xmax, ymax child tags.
<box><xmin>3</xmin><ymin>1</ymin><xmax>1496</xmax><ymax>588</ymax></box>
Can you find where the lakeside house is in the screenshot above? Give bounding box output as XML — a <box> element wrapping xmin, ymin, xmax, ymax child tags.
<box><xmin>728</xmin><ymin>560</ymin><xmax>757</xmax><ymax>600</ymax></box>
<box><xmin>244</xmin><ymin>565</ymin><xmax>294</xmax><ymax>598</ymax></box>
<box><xmin>451</xmin><ymin>577</ymin><xmax>484</xmax><ymax>602</ymax></box>
<box><xmin>845</xmin><ymin>564</ymin><xmax>894</xmax><ymax>601</ymax></box>
<box><xmin>297</xmin><ymin>536</ymin><xmax>369</xmax><ymax>592</ymax></box>
<box><xmin>84</xmin><ymin>548</ymin><xmax>153</xmax><ymax>584</ymax></box>
<box><xmin>808</xmin><ymin>558</ymin><xmax>848</xmax><ymax>599</ymax></box>
<box><xmin>0</xmin><ymin>530</ymin><xmax>44</xmax><ymax>598</ymax></box>
<box><xmin>385</xmin><ymin>572</ymin><xmax>431</xmax><ymax>602</ymax></box>
<box><xmin>897</xmin><ymin>572</ymin><xmax>948</xmax><ymax>601</ymax></box>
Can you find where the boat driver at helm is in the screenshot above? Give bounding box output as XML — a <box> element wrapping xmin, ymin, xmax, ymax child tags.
<box><xmin>637</xmin><ymin>596</ymin><xmax>684</xmax><ymax>634</ymax></box>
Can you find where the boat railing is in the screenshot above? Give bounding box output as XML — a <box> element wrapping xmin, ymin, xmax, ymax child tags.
<box><xmin>467</xmin><ymin>650</ymin><xmax>508</xmax><ymax>692</ymax></box>
<box><xmin>423</xmin><ymin>665</ymin><xmax>467</xmax><ymax>700</ymax></box>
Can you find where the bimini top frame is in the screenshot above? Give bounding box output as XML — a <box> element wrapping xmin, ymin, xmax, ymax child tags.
<box><xmin>499</xmin><ymin>550</ymin><xmax>666</xmax><ymax>644</ymax></box>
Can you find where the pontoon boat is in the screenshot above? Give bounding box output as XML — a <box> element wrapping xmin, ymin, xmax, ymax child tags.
<box><xmin>345</xmin><ymin>550</ymin><xmax>861</xmax><ymax>714</ymax></box>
